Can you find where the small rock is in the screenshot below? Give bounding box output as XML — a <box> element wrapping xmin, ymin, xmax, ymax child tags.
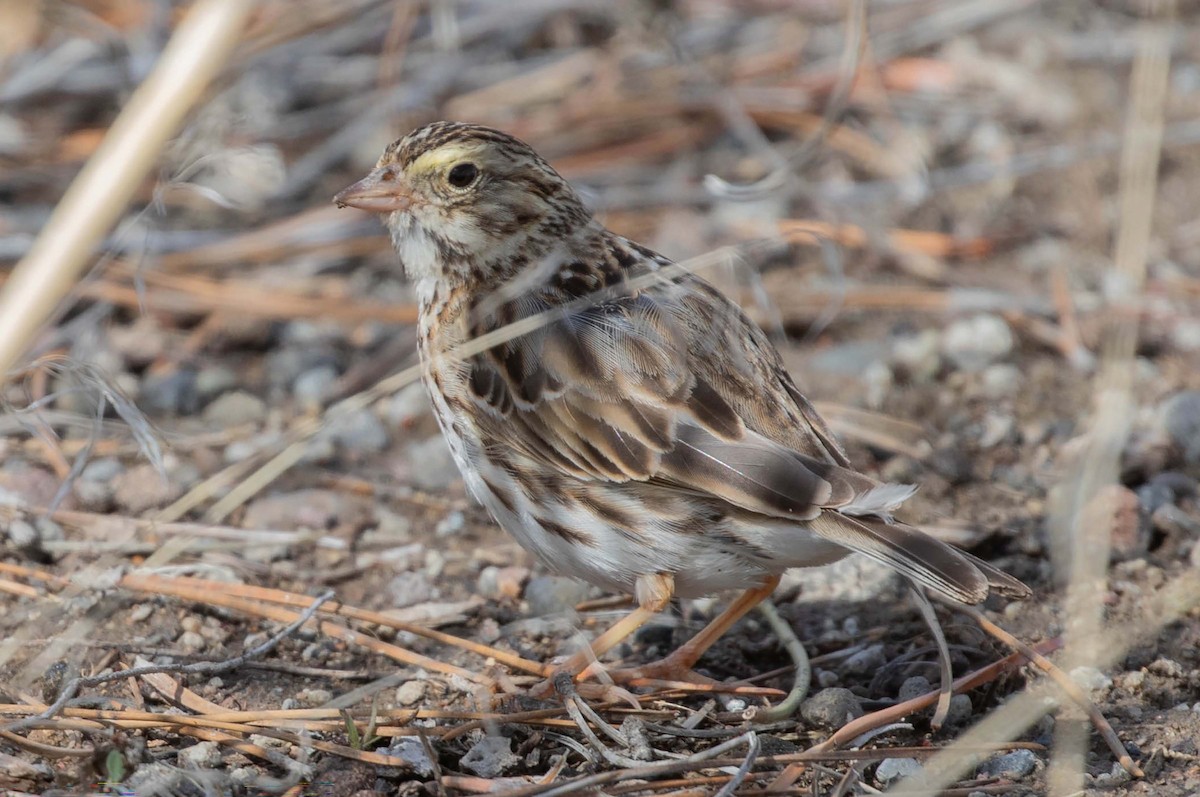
<box><xmin>293</xmin><ymin>365</ymin><xmax>339</xmax><ymax>407</ymax></box>
<box><xmin>1162</xmin><ymin>391</ymin><xmax>1200</xmax><ymax>465</ymax></box>
<box><xmin>477</xmin><ymin>566</ymin><xmax>530</xmax><ymax>599</ymax></box>
<box><xmin>322</xmin><ymin>408</ymin><xmax>389</xmax><ymax>454</ymax></box>
<box><xmin>861</xmin><ymin>361</ymin><xmax>892</xmax><ymax>409</ymax></box>
<box><xmin>1119</xmin><ymin>670</ymin><xmax>1146</xmax><ymax>690</ymax></box>
<box><xmin>875</xmin><ymin>757</ymin><xmax>923</xmax><ymax>786</ymax></box>
<box><xmin>112</xmin><ymin>464</ymin><xmax>182</xmax><ymax>514</ymax></box>
<box><xmin>129</xmin><ymin>604</ymin><xmax>154</xmax><ymax>622</ymax></box>
<box><xmin>434</xmin><ymin>510</ymin><xmax>465</xmax><ymax>538</ymax></box>
<box><xmin>1137</xmin><ymin>481</ymin><xmax>1176</xmax><ymax>515</ymax></box>
<box><xmin>202</xmin><ymin>390</ymin><xmax>266</xmax><ymax>426</ymax></box>
<box><xmin>941</xmin><ymin>314</ymin><xmax>1014</xmax><ymax>372</ymax></box>
<box><xmin>524</xmin><ymin>576</ymin><xmax>589</xmax><ymax>616</ymax></box>
<box><xmin>977</xmin><ymin>412</ymin><xmax>1015</xmax><ymax>448</ymax></box>
<box><xmin>944</xmin><ymin>694</ymin><xmax>973</xmax><ymax>727</ymax></box>
<box><xmin>177</xmin><ymin>631</ymin><xmax>206</xmax><ymax>653</ymax></box>
<box><xmin>6</xmin><ymin>519</ymin><xmax>37</xmax><ymax>547</ymax></box>
<box><xmin>384</xmin><ymin>382</ymin><xmax>433</xmax><ymax>428</ymax></box>
<box><xmin>898</xmin><ymin>676</ymin><xmax>932</xmax><ymax>702</ymax></box>
<box><xmin>800</xmin><ymin>688</ymin><xmax>864</xmax><ymax>728</ymax></box>
<box><xmin>195</xmin><ymin>365</ymin><xmax>239</xmax><ymax>403</ymax></box>
<box><xmin>1069</xmin><ymin>666</ymin><xmax>1112</xmax><ymax>692</ymax></box>
<box><xmin>842</xmin><ymin>643</ymin><xmax>887</xmax><ymax>675</ymax></box>
<box><xmin>976</xmin><ymin>749</ymin><xmax>1038</xmax><ymax>780</ymax></box>
<box><xmin>81</xmin><ymin>458</ymin><xmax>124</xmax><ymax>483</ymax></box>
<box><xmin>385</xmin><ymin>571</ymin><xmax>436</xmax><ymax>608</ymax></box>
<box><xmin>394</xmin><ymin>680</ymin><xmax>426</xmax><ymax>706</ymax></box>
<box><xmin>1148</xmin><ymin>657</ymin><xmax>1184</xmax><ymax>678</ymax></box>
<box><xmin>294</xmin><ymin>688</ymin><xmax>332</xmax><ymax>707</ymax></box>
<box><xmin>980</xmin><ymin>363</ymin><xmax>1021</xmax><ymax>398</ymax></box>
<box><xmin>815</xmin><ymin>669</ymin><xmax>839</xmax><ymax>688</ymax></box>
<box><xmin>892</xmin><ymin>329</ymin><xmax>941</xmax><ymax>382</ymax></box>
<box><xmin>379</xmin><ymin>737</ymin><xmax>435</xmax><ymax>778</ymax></box>
<box><xmin>459</xmin><ymin>736</ymin><xmax>520</xmax><ymax>778</ymax></box>
<box><xmin>139</xmin><ymin>369</ymin><xmax>200</xmax><ymax>416</ymax></box>
<box><xmin>404</xmin><ymin>435</ymin><xmax>459</xmax><ymax>491</ymax></box>
<box><xmin>178</xmin><ymin>740</ymin><xmax>221</xmax><ymax>768</ymax></box>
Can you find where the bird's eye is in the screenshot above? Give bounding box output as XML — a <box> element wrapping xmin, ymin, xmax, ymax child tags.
<box><xmin>447</xmin><ymin>163</ymin><xmax>479</xmax><ymax>188</ymax></box>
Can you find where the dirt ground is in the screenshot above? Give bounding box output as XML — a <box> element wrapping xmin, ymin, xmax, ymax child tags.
<box><xmin>2</xmin><ymin>2</ymin><xmax>1200</xmax><ymax>795</ymax></box>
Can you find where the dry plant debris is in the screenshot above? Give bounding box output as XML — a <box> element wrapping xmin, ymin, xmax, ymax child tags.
<box><xmin>2</xmin><ymin>1</ymin><xmax>1200</xmax><ymax>795</ymax></box>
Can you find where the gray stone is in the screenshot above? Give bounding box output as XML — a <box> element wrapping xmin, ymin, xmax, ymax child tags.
<box><xmin>293</xmin><ymin>365</ymin><xmax>339</xmax><ymax>407</ymax></box>
<box><xmin>524</xmin><ymin>576</ymin><xmax>589</xmax><ymax>616</ymax></box>
<box><xmin>944</xmin><ymin>694</ymin><xmax>973</xmax><ymax>727</ymax></box>
<box><xmin>322</xmin><ymin>408</ymin><xmax>388</xmax><ymax>454</ymax></box>
<box><xmin>800</xmin><ymin>688</ymin><xmax>864</xmax><ymax>728</ymax></box>
<box><xmin>194</xmin><ymin>365</ymin><xmax>239</xmax><ymax>403</ymax></box>
<box><xmin>898</xmin><ymin>676</ymin><xmax>932</xmax><ymax>702</ymax></box>
<box><xmin>460</xmin><ymin>735</ymin><xmax>520</xmax><ymax>778</ymax></box>
<box><xmin>385</xmin><ymin>571</ymin><xmax>436</xmax><ymax>608</ymax></box>
<box><xmin>892</xmin><ymin>329</ymin><xmax>941</xmax><ymax>382</ymax></box>
<box><xmin>139</xmin><ymin>369</ymin><xmax>199</xmax><ymax>415</ymax></box>
<box><xmin>1162</xmin><ymin>391</ymin><xmax>1200</xmax><ymax>465</ymax></box>
<box><xmin>178</xmin><ymin>740</ymin><xmax>221</xmax><ymax>768</ymax></box>
<box><xmin>875</xmin><ymin>757</ymin><xmax>923</xmax><ymax>786</ymax></box>
<box><xmin>405</xmin><ymin>435</ymin><xmax>459</xmax><ymax>491</ymax></box>
<box><xmin>941</xmin><ymin>314</ymin><xmax>1014</xmax><ymax>372</ymax></box>
<box><xmin>980</xmin><ymin>363</ymin><xmax>1021</xmax><ymax>398</ymax></box>
<box><xmin>394</xmin><ymin>680</ymin><xmax>426</xmax><ymax>706</ymax></box>
<box><xmin>380</xmin><ymin>736</ymin><xmax>435</xmax><ymax>778</ymax></box>
<box><xmin>976</xmin><ymin>749</ymin><xmax>1038</xmax><ymax>780</ymax></box>
<box><xmin>81</xmin><ymin>458</ymin><xmax>123</xmax><ymax>483</ymax></box>
<box><xmin>112</xmin><ymin>464</ymin><xmax>182</xmax><ymax>514</ymax></box>
<box><xmin>1069</xmin><ymin>666</ymin><xmax>1112</xmax><ymax>693</ymax></box>
<box><xmin>842</xmin><ymin>644</ymin><xmax>887</xmax><ymax>675</ymax></box>
<box><xmin>202</xmin><ymin>390</ymin><xmax>267</xmax><ymax>426</ymax></box>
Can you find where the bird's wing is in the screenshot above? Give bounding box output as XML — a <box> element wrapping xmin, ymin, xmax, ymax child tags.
<box><xmin>462</xmin><ymin>238</ymin><xmax>890</xmax><ymax>522</ymax></box>
<box><xmin>459</xmin><ymin>236</ymin><xmax>1028</xmax><ymax>604</ymax></box>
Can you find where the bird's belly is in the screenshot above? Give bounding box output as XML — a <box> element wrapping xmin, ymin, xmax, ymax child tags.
<box><xmin>422</xmin><ymin>375</ymin><xmax>850</xmax><ymax>600</ymax></box>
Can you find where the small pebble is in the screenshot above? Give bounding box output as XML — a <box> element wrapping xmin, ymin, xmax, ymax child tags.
<box><xmin>943</xmin><ymin>694</ymin><xmax>973</xmax><ymax>727</ymax></box>
<box><xmin>293</xmin><ymin>365</ymin><xmax>339</xmax><ymax>407</ymax></box>
<box><xmin>180</xmin><ymin>615</ymin><xmax>202</xmax><ymax>634</ymax></box>
<box><xmin>395</xmin><ymin>680</ymin><xmax>426</xmax><ymax>706</ymax></box>
<box><xmin>842</xmin><ymin>643</ymin><xmax>887</xmax><ymax>675</ymax></box>
<box><xmin>1149</xmin><ymin>658</ymin><xmax>1184</xmax><ymax>678</ymax></box>
<box><xmin>875</xmin><ymin>757</ymin><xmax>923</xmax><ymax>786</ymax></box>
<box><xmin>322</xmin><ymin>408</ymin><xmax>389</xmax><ymax>454</ymax></box>
<box><xmin>815</xmin><ymin>669</ymin><xmax>839</xmax><ymax>688</ymax></box>
<box><xmin>460</xmin><ymin>736</ymin><xmax>520</xmax><ymax>778</ymax></box>
<box><xmin>800</xmin><ymin>688</ymin><xmax>864</xmax><ymax>728</ymax></box>
<box><xmin>977</xmin><ymin>749</ymin><xmax>1038</xmax><ymax>780</ymax></box>
<box><xmin>386</xmin><ymin>571</ymin><xmax>436</xmax><ymax>608</ymax></box>
<box><xmin>380</xmin><ymin>737</ymin><xmax>436</xmax><ymax>778</ymax></box>
<box><xmin>898</xmin><ymin>676</ymin><xmax>932</xmax><ymax>702</ymax></box>
<box><xmin>941</xmin><ymin>314</ymin><xmax>1014</xmax><ymax>372</ymax></box>
<box><xmin>129</xmin><ymin>604</ymin><xmax>153</xmax><ymax>623</ymax></box>
<box><xmin>1162</xmin><ymin>391</ymin><xmax>1200</xmax><ymax>465</ymax></box>
<box><xmin>178</xmin><ymin>740</ymin><xmax>221</xmax><ymax>768</ymax></box>
<box><xmin>202</xmin><ymin>390</ymin><xmax>267</xmax><ymax>426</ymax></box>
<box><xmin>1069</xmin><ymin>666</ymin><xmax>1112</xmax><ymax>692</ymax></box>
<box><xmin>294</xmin><ymin>688</ymin><xmax>332</xmax><ymax>707</ymax></box>
<box><xmin>177</xmin><ymin>631</ymin><xmax>205</xmax><ymax>653</ymax></box>
<box><xmin>112</xmin><ymin>464</ymin><xmax>182</xmax><ymax>514</ymax></box>
<box><xmin>980</xmin><ymin>363</ymin><xmax>1021</xmax><ymax>398</ymax></box>
<box><xmin>524</xmin><ymin>576</ymin><xmax>589</xmax><ymax>616</ymax></box>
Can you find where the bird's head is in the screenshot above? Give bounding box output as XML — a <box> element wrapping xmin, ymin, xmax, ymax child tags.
<box><xmin>335</xmin><ymin>121</ymin><xmax>590</xmax><ymax>284</ymax></box>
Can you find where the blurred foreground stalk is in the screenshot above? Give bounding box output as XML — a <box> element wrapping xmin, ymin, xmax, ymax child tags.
<box><xmin>0</xmin><ymin>0</ymin><xmax>256</xmax><ymax>383</ymax></box>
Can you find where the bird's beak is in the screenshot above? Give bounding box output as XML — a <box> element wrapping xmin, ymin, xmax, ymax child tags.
<box><xmin>333</xmin><ymin>166</ymin><xmax>414</xmax><ymax>213</ymax></box>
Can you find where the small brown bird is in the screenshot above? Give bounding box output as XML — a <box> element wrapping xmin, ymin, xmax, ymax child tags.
<box><xmin>335</xmin><ymin>121</ymin><xmax>1029</xmax><ymax>697</ymax></box>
